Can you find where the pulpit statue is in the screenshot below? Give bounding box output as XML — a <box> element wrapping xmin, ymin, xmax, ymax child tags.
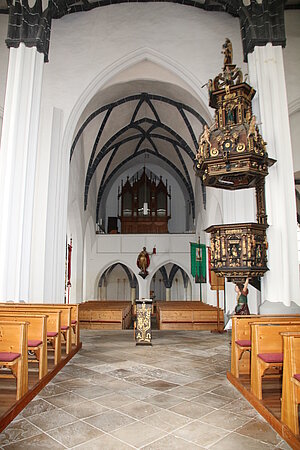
<box><xmin>235</xmin><ymin>278</ymin><xmax>250</xmax><ymax>315</ymax></box>
<box><xmin>137</xmin><ymin>247</ymin><xmax>150</xmax><ymax>279</ymax></box>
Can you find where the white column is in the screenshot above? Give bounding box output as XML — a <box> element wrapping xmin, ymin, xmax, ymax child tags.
<box><xmin>248</xmin><ymin>44</ymin><xmax>300</xmax><ymax>306</ymax></box>
<box><xmin>184</xmin><ymin>287</ymin><xmax>187</xmax><ymax>301</ymax></box>
<box><xmin>166</xmin><ymin>287</ymin><xmax>171</xmax><ymax>301</ymax></box>
<box><xmin>131</xmin><ymin>287</ymin><xmax>136</xmax><ymax>304</ymax></box>
<box><xmin>0</xmin><ymin>44</ymin><xmax>44</xmax><ymax>301</ymax></box>
<box><xmin>102</xmin><ymin>283</ymin><xmax>107</xmax><ymax>300</ymax></box>
<box><xmin>30</xmin><ymin>105</ymin><xmax>65</xmax><ymax>303</ymax></box>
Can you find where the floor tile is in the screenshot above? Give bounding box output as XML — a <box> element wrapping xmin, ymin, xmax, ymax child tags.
<box><xmin>210</xmin><ymin>384</ymin><xmax>242</xmax><ymax>399</ymax></box>
<box><xmin>0</xmin><ymin>420</ymin><xmax>40</xmax><ymax>446</ymax></box>
<box><xmin>27</xmin><ymin>408</ymin><xmax>77</xmax><ymax>431</ymax></box>
<box><xmin>121</xmin><ymin>385</ymin><xmax>158</xmax><ymax>400</ymax></box>
<box><xmin>141</xmin><ymin>409</ymin><xmax>192</xmax><ymax>432</ymax></box>
<box><xmin>124</xmin><ymin>374</ymin><xmax>157</xmax><ymax>385</ymax></box>
<box><xmin>117</xmin><ymin>400</ymin><xmax>161</xmax><ymax>419</ymax></box>
<box><xmin>235</xmin><ymin>417</ymin><xmax>283</xmax><ymax>446</ymax></box>
<box><xmin>70</xmin><ymin>433</ymin><xmax>133</xmax><ymax>449</ymax></box>
<box><xmin>144</xmin><ymin>380</ymin><xmax>179</xmax><ymax>392</ymax></box>
<box><xmin>173</xmin><ymin>419</ymin><xmax>229</xmax><ymax>446</ymax></box>
<box><xmin>169</xmin><ymin>399</ymin><xmax>215</xmax><ymax>419</ymax></box>
<box><xmin>111</xmin><ymin>421</ymin><xmax>166</xmax><ymax>448</ymax></box>
<box><xmin>209</xmin><ymin>431</ymin><xmax>274</xmax><ymax>449</ymax></box>
<box><xmin>194</xmin><ymin>392</ymin><xmax>234</xmax><ymax>408</ymax></box>
<box><xmin>37</xmin><ymin>383</ymin><xmax>69</xmax><ymax>398</ymax></box>
<box><xmin>3</xmin><ymin>433</ymin><xmax>65</xmax><ymax>449</ymax></box>
<box><xmin>45</xmin><ymin>392</ymin><xmax>86</xmax><ymax>408</ymax></box>
<box><xmin>275</xmin><ymin>440</ymin><xmax>293</xmax><ymax>450</ymax></box>
<box><xmin>94</xmin><ymin>392</ymin><xmax>136</xmax><ymax>408</ymax></box>
<box><xmin>62</xmin><ymin>400</ymin><xmax>108</xmax><ymax>419</ymax></box>
<box><xmin>107</xmin><ymin>369</ymin><xmax>135</xmax><ymax>379</ymax></box>
<box><xmin>72</xmin><ymin>384</ymin><xmax>111</xmax><ymax>399</ymax></box>
<box><xmin>143</xmin><ymin>393</ymin><xmax>183</xmax><ymax>409</ymax></box>
<box><xmin>221</xmin><ymin>398</ymin><xmax>258</xmax><ymax>418</ymax></box>
<box><xmin>199</xmin><ymin>409</ymin><xmax>251</xmax><ymax>431</ymax></box>
<box><xmin>141</xmin><ymin>433</ymin><xmax>203</xmax><ymax>449</ymax></box>
<box><xmin>47</xmin><ymin>420</ymin><xmax>102</xmax><ymax>447</ymax></box>
<box><xmin>18</xmin><ymin>399</ymin><xmax>56</xmax><ymax>418</ymax></box>
<box><xmin>167</xmin><ymin>385</ymin><xmax>204</xmax><ymax>400</ymax></box>
<box><xmin>84</xmin><ymin>409</ymin><xmax>136</xmax><ymax>432</ymax></box>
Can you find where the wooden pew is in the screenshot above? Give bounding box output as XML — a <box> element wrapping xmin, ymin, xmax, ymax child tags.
<box><xmin>0</xmin><ymin>321</ymin><xmax>28</xmax><ymax>400</ymax></box>
<box><xmin>156</xmin><ymin>301</ymin><xmax>224</xmax><ymax>331</ymax></box>
<box><xmin>0</xmin><ymin>313</ymin><xmax>47</xmax><ymax>379</ymax></box>
<box><xmin>0</xmin><ymin>307</ymin><xmax>62</xmax><ymax>365</ymax></box>
<box><xmin>281</xmin><ymin>332</ymin><xmax>300</xmax><ymax>435</ymax></box>
<box><xmin>18</xmin><ymin>303</ymin><xmax>80</xmax><ymax>347</ymax></box>
<box><xmin>231</xmin><ymin>315</ymin><xmax>300</xmax><ymax>378</ymax></box>
<box><xmin>250</xmin><ymin>322</ymin><xmax>300</xmax><ymax>400</ymax></box>
<box><xmin>79</xmin><ymin>301</ymin><xmax>132</xmax><ymax>330</ymax></box>
<box><xmin>0</xmin><ymin>305</ymin><xmax>71</xmax><ymax>355</ymax></box>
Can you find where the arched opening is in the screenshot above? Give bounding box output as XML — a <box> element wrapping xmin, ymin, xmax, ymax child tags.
<box><xmin>150</xmin><ymin>263</ymin><xmax>192</xmax><ymax>302</ymax></box>
<box><xmin>97</xmin><ymin>263</ymin><xmax>138</xmax><ymax>301</ymax></box>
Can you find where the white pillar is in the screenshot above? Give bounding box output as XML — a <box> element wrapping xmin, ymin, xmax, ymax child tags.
<box><xmin>131</xmin><ymin>287</ymin><xmax>136</xmax><ymax>304</ymax></box>
<box><xmin>166</xmin><ymin>287</ymin><xmax>171</xmax><ymax>301</ymax></box>
<box><xmin>184</xmin><ymin>287</ymin><xmax>188</xmax><ymax>301</ymax></box>
<box><xmin>102</xmin><ymin>283</ymin><xmax>107</xmax><ymax>300</ymax></box>
<box><xmin>248</xmin><ymin>44</ymin><xmax>300</xmax><ymax>306</ymax></box>
<box><xmin>0</xmin><ymin>44</ymin><xmax>44</xmax><ymax>301</ymax></box>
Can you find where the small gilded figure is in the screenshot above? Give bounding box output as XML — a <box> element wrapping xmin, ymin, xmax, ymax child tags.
<box><xmin>247</xmin><ymin>115</ymin><xmax>258</xmax><ymax>141</ymax></box>
<box><xmin>198</xmin><ymin>124</ymin><xmax>211</xmax><ymax>149</ymax></box>
<box><xmin>222</xmin><ymin>38</ymin><xmax>233</xmax><ymax>66</ymax></box>
<box><xmin>234</xmin><ymin>278</ymin><xmax>250</xmax><ymax>315</ymax></box>
<box><xmin>137</xmin><ymin>247</ymin><xmax>150</xmax><ymax>278</ymax></box>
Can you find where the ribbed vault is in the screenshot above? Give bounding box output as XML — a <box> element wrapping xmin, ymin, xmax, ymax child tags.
<box><xmin>70</xmin><ymin>82</ymin><xmax>208</xmax><ymax>227</ymax></box>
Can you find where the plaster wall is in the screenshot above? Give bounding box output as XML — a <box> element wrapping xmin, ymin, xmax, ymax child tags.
<box><xmin>85</xmin><ymin>233</ymin><xmax>196</xmax><ymax>300</ymax></box>
<box><xmin>32</xmin><ymin>4</ymin><xmax>248</xmax><ymax>301</ymax></box>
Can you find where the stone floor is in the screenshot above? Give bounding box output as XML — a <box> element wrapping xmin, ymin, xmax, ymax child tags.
<box><xmin>0</xmin><ymin>330</ymin><xmax>291</xmax><ymax>449</ymax></box>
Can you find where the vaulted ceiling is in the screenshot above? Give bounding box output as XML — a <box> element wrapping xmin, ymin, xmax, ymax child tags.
<box><xmin>70</xmin><ymin>80</ymin><xmax>208</xmax><ymax>221</ymax></box>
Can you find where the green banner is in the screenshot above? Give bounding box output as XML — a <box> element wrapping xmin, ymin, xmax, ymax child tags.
<box><xmin>190</xmin><ymin>242</ymin><xmax>206</xmax><ymax>283</ymax></box>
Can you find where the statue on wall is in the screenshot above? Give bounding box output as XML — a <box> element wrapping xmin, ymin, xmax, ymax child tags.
<box><xmin>137</xmin><ymin>247</ymin><xmax>150</xmax><ymax>278</ymax></box>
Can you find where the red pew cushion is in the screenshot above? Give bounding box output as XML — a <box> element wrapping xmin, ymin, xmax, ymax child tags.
<box><xmin>28</xmin><ymin>339</ymin><xmax>43</xmax><ymax>347</ymax></box>
<box><xmin>71</xmin><ymin>320</ymin><xmax>77</xmax><ymax>324</ymax></box>
<box><xmin>61</xmin><ymin>326</ymin><xmax>69</xmax><ymax>330</ymax></box>
<box><xmin>258</xmin><ymin>353</ymin><xmax>283</xmax><ymax>363</ymax></box>
<box><xmin>0</xmin><ymin>352</ymin><xmax>21</xmax><ymax>362</ymax></box>
<box><xmin>235</xmin><ymin>339</ymin><xmax>251</xmax><ymax>347</ymax></box>
<box><xmin>47</xmin><ymin>331</ymin><xmax>58</xmax><ymax>337</ymax></box>
<box><xmin>294</xmin><ymin>374</ymin><xmax>300</xmax><ymax>382</ymax></box>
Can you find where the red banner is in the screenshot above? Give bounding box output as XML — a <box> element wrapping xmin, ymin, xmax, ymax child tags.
<box><xmin>207</xmin><ymin>246</ymin><xmax>212</xmax><ymax>285</ymax></box>
<box><xmin>67</xmin><ymin>238</ymin><xmax>72</xmax><ymax>287</ymax></box>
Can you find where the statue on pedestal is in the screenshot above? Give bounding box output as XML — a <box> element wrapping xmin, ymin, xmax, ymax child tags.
<box><xmin>137</xmin><ymin>247</ymin><xmax>150</xmax><ymax>279</ymax></box>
